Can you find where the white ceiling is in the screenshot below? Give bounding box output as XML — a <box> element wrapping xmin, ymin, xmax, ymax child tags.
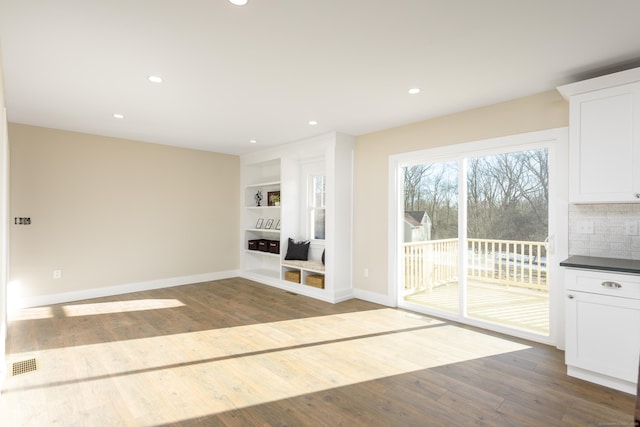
<box><xmin>2</xmin><ymin>0</ymin><xmax>640</xmax><ymax>155</ymax></box>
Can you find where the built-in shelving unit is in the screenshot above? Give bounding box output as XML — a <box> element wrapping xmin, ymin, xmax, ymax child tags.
<box><xmin>239</xmin><ymin>132</ymin><xmax>354</xmax><ymax>303</ymax></box>
<box><xmin>241</xmin><ymin>159</ymin><xmax>282</xmax><ymax>281</ymax></box>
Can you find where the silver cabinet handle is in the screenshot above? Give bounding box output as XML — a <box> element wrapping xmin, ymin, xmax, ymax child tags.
<box><xmin>601</xmin><ymin>281</ymin><xmax>622</xmax><ymax>289</ymax></box>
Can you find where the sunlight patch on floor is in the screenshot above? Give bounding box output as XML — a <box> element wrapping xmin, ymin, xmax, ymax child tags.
<box><xmin>9</xmin><ymin>306</ymin><xmax>54</xmax><ymax>321</ymax></box>
<box><xmin>2</xmin><ymin>308</ymin><xmax>530</xmax><ymax>426</ymax></box>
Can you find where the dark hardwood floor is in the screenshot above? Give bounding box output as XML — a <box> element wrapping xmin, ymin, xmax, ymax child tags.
<box><xmin>1</xmin><ymin>277</ymin><xmax>637</xmax><ymax>426</ymax></box>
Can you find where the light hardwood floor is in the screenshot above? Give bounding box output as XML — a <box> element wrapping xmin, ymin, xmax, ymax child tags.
<box><xmin>1</xmin><ymin>277</ymin><xmax>637</xmax><ymax>426</ymax></box>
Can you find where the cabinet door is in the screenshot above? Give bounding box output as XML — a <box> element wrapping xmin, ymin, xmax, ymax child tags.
<box><xmin>565</xmin><ymin>291</ymin><xmax>640</xmax><ymax>382</ymax></box>
<box><xmin>569</xmin><ymin>83</ymin><xmax>640</xmax><ymax>202</ymax></box>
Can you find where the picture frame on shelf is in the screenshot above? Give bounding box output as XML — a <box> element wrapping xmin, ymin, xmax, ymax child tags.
<box><xmin>255</xmin><ymin>218</ymin><xmax>264</xmax><ymax>229</ymax></box>
<box><xmin>267</xmin><ymin>191</ymin><xmax>281</xmax><ymax>206</ymax></box>
<box><xmin>265</xmin><ymin>218</ymin><xmax>274</xmax><ymax>229</ymax></box>
<box><xmin>275</xmin><ymin>219</ymin><xmax>280</xmax><ymax>230</ymax></box>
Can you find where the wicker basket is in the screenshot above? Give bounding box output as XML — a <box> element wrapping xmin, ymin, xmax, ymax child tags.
<box><xmin>305</xmin><ymin>274</ymin><xmax>325</xmax><ymax>289</ymax></box>
<box><xmin>284</xmin><ymin>270</ymin><xmax>301</xmax><ymax>283</ymax></box>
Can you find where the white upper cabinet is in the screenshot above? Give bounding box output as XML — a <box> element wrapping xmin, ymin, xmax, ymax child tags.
<box><xmin>558</xmin><ymin>68</ymin><xmax>640</xmax><ymax>203</ymax></box>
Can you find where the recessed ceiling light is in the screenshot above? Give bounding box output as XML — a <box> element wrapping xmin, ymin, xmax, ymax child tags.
<box><xmin>249</xmin><ymin>140</ymin><xmax>257</xmax><ymax>144</ymax></box>
<box><xmin>308</xmin><ymin>120</ymin><xmax>318</xmax><ymax>126</ymax></box>
<box><xmin>148</xmin><ymin>75</ymin><xmax>163</xmax><ymax>83</ymax></box>
<box><xmin>408</xmin><ymin>88</ymin><xmax>421</xmax><ymax>95</ymax></box>
<box><xmin>113</xmin><ymin>113</ymin><xmax>124</xmax><ymax>119</ymax></box>
<box><xmin>229</xmin><ymin>0</ymin><xmax>248</xmax><ymax>5</ymax></box>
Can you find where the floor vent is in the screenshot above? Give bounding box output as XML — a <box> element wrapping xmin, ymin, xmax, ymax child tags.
<box><xmin>285</xmin><ymin>291</ymin><xmax>298</xmax><ymax>295</ymax></box>
<box><xmin>12</xmin><ymin>358</ymin><xmax>38</xmax><ymax>376</ymax></box>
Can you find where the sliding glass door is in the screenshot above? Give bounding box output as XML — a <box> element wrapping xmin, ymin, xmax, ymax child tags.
<box><xmin>393</xmin><ymin>130</ymin><xmax>567</xmax><ymax>343</ymax></box>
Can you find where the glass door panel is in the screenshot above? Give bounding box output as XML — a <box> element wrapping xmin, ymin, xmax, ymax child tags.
<box><xmin>400</xmin><ymin>148</ymin><xmax>550</xmax><ymax>336</ymax></box>
<box><xmin>465</xmin><ymin>149</ymin><xmax>549</xmax><ymax>334</ymax></box>
<box><xmin>402</xmin><ymin>161</ymin><xmax>459</xmax><ymax>314</ymax></box>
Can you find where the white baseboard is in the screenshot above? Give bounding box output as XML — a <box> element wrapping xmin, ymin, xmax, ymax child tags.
<box><xmin>332</xmin><ymin>288</ymin><xmax>355</xmax><ymax>304</ymax></box>
<box><xmin>353</xmin><ymin>288</ymin><xmax>395</xmax><ymax>307</ymax></box>
<box><xmin>20</xmin><ymin>270</ymin><xmax>239</xmax><ymax>308</ymax></box>
<box><xmin>240</xmin><ymin>272</ymin><xmax>355</xmax><ymax>304</ymax></box>
<box><xmin>0</xmin><ymin>325</ymin><xmax>5</xmax><ymax>395</ymax></box>
<box><xmin>22</xmin><ymin>270</ymin><xmax>396</xmax><ymax>310</ymax></box>
<box><xmin>239</xmin><ymin>275</ymin><xmax>394</xmax><ymax>307</ymax></box>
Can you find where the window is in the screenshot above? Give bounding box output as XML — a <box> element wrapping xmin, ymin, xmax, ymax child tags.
<box><xmin>309</xmin><ymin>175</ymin><xmax>326</xmax><ymax>240</ymax></box>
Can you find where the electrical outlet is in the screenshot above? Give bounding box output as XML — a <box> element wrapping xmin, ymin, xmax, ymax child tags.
<box><xmin>363</xmin><ymin>268</ymin><xmax>369</xmax><ymax>278</ymax></box>
<box><xmin>53</xmin><ymin>270</ymin><xmax>62</xmax><ymax>279</ymax></box>
<box><xmin>576</xmin><ymin>221</ymin><xmax>594</xmax><ymax>234</ymax></box>
<box><xmin>624</xmin><ymin>221</ymin><xmax>639</xmax><ymax>236</ymax></box>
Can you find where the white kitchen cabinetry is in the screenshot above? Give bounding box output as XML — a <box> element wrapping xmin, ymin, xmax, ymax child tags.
<box><xmin>239</xmin><ymin>132</ymin><xmax>354</xmax><ymax>303</ymax></box>
<box><xmin>564</xmin><ymin>268</ymin><xmax>640</xmax><ymax>393</ymax></box>
<box><xmin>558</xmin><ymin>68</ymin><xmax>640</xmax><ymax>203</ymax></box>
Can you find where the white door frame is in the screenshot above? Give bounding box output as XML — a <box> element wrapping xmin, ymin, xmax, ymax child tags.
<box><xmin>388</xmin><ymin>128</ymin><xmax>568</xmax><ymax>348</ymax></box>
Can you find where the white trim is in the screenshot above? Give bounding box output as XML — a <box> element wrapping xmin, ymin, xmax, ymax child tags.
<box><xmin>557</xmin><ymin>66</ymin><xmax>640</xmax><ymax>99</ymax></box>
<box><xmin>547</xmin><ymin>129</ymin><xmax>570</xmax><ymax>349</ymax></box>
<box><xmin>0</xmin><ymin>105</ymin><xmax>8</xmax><ymax>393</ymax></box>
<box><xmin>353</xmin><ymin>288</ymin><xmax>395</xmax><ymax>307</ymax></box>
<box><xmin>387</xmin><ymin>155</ymin><xmax>401</xmax><ymax>308</ymax></box>
<box><xmin>332</xmin><ymin>288</ymin><xmax>354</xmax><ymax>303</ymax></box>
<box><xmin>388</xmin><ymin>127</ymin><xmax>569</xmax><ymax>347</ymax></box>
<box><xmin>390</xmin><ymin>128</ymin><xmax>568</xmax><ymax>167</ymax></box>
<box><xmin>20</xmin><ymin>270</ymin><xmax>239</xmax><ymax>308</ymax></box>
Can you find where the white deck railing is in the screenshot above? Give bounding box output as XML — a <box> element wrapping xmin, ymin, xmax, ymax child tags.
<box><xmin>403</xmin><ymin>238</ymin><xmax>547</xmax><ymax>292</ymax></box>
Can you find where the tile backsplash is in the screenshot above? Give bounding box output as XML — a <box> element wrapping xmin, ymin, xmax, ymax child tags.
<box><xmin>568</xmin><ymin>204</ymin><xmax>640</xmax><ymax>260</ymax></box>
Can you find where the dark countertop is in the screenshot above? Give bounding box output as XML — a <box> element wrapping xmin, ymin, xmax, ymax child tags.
<box><xmin>560</xmin><ymin>255</ymin><xmax>640</xmax><ymax>275</ymax></box>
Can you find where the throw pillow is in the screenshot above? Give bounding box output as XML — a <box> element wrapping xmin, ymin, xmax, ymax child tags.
<box><xmin>285</xmin><ymin>238</ymin><xmax>310</xmax><ymax>261</ymax></box>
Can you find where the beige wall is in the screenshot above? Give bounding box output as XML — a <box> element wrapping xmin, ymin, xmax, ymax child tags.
<box><xmin>0</xmin><ymin>51</ymin><xmax>8</xmax><ymax>380</ymax></box>
<box><xmin>353</xmin><ymin>90</ymin><xmax>568</xmax><ymax>300</ymax></box>
<box><xmin>9</xmin><ymin>124</ymin><xmax>240</xmax><ymax>301</ymax></box>
<box><xmin>6</xmin><ymin>90</ymin><xmax>569</xmax><ymax>306</ymax></box>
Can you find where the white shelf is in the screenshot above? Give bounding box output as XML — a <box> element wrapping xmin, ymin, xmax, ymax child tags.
<box><xmin>281</xmin><ymin>261</ymin><xmax>325</xmax><ymax>275</ymax></box>
<box><xmin>244</xmin><ymin>250</ymin><xmax>280</xmax><ymax>258</ymax></box>
<box><xmin>245</xmin><ymin>206</ymin><xmax>280</xmax><ymax>210</ymax></box>
<box><xmin>246</xmin><ymin>228</ymin><xmax>280</xmax><ymax>233</ymax></box>
<box><xmin>246</xmin><ymin>180</ymin><xmax>280</xmax><ymax>188</ymax></box>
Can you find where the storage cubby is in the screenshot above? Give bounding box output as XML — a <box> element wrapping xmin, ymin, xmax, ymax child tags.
<box><xmin>281</xmin><ymin>259</ymin><xmax>325</xmax><ymax>288</ymax></box>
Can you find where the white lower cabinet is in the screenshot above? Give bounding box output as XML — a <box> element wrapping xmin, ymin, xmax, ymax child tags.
<box><xmin>565</xmin><ymin>268</ymin><xmax>640</xmax><ymax>394</ymax></box>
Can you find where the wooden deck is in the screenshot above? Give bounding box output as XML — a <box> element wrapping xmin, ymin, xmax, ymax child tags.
<box><xmin>404</xmin><ymin>280</ymin><xmax>549</xmax><ymax>334</ymax></box>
